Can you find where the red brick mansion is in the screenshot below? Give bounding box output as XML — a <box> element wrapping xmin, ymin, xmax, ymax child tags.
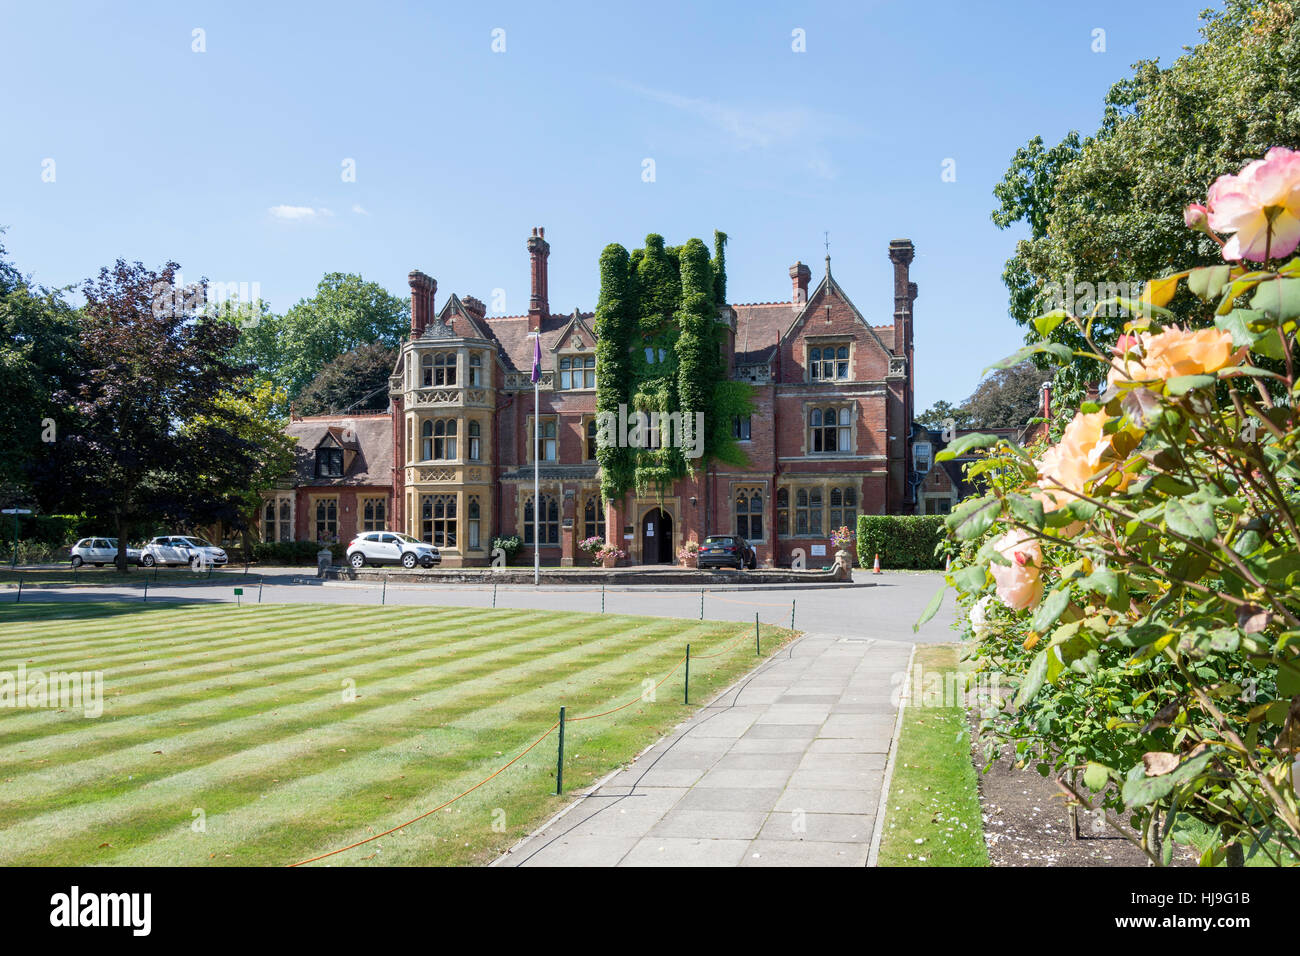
<box><xmin>268</xmin><ymin>229</ymin><xmax>921</xmax><ymax>567</ymax></box>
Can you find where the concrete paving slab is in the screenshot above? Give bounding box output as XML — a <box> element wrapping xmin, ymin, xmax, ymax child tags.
<box><xmin>501</xmin><ymin>630</ymin><xmax>910</xmax><ymax>867</ymax></box>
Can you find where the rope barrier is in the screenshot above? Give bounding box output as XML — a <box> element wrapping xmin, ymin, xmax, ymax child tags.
<box><xmin>288</xmin><ymin>717</ymin><xmax>561</xmax><ymax>867</ymax></box>
<box><xmin>287</xmin><ymin>615</ymin><xmax>792</xmax><ymax>866</ymax></box>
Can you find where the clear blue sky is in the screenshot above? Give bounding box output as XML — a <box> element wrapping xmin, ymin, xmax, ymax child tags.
<box><xmin>2</xmin><ymin>0</ymin><xmax>1211</xmax><ymax>410</ymax></box>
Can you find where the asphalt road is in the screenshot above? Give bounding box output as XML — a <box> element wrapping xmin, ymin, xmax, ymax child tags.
<box><xmin>2</xmin><ymin>567</ymin><xmax>961</xmax><ymax>644</ymax></box>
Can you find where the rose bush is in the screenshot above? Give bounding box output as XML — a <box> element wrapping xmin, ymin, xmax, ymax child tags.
<box><xmin>923</xmin><ymin>149</ymin><xmax>1300</xmax><ymax>866</ymax></box>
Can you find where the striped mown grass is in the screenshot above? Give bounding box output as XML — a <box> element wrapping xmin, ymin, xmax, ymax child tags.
<box><xmin>0</xmin><ymin>601</ymin><xmax>793</xmax><ymax>866</ymax></box>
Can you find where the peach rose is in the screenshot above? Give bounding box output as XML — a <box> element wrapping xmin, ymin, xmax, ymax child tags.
<box><xmin>1206</xmin><ymin>146</ymin><xmax>1300</xmax><ymax>262</ymax></box>
<box><xmin>1142</xmin><ymin>327</ymin><xmax>1239</xmax><ymax>378</ymax></box>
<box><xmin>1107</xmin><ymin>327</ymin><xmax>1240</xmax><ymax>386</ymax></box>
<box><xmin>1034</xmin><ymin>410</ymin><xmax>1111</xmax><ymax>511</ymax></box>
<box><xmin>990</xmin><ymin>531</ymin><xmax>1043</xmax><ymax>611</ymax></box>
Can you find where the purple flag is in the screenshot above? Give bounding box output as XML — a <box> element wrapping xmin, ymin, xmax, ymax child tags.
<box><xmin>530</xmin><ymin>334</ymin><xmax>542</xmax><ymax>384</ymax></box>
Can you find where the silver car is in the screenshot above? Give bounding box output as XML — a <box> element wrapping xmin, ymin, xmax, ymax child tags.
<box><xmin>70</xmin><ymin>538</ymin><xmax>143</xmax><ymax>568</ymax></box>
<box><xmin>140</xmin><ymin>535</ymin><xmax>229</xmax><ymax>569</ymax></box>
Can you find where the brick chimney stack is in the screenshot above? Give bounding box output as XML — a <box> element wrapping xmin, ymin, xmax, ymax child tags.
<box><xmin>789</xmin><ymin>261</ymin><xmax>811</xmax><ymax>311</ymax></box>
<box><xmin>408</xmin><ymin>270</ymin><xmax>436</xmax><ymax>337</ymax></box>
<box><xmin>463</xmin><ymin>295</ymin><xmax>487</xmax><ymax>322</ymax></box>
<box><xmin>527</xmin><ymin>226</ymin><xmax>550</xmax><ymax>332</ymax></box>
<box><xmin>888</xmin><ymin>239</ymin><xmax>917</xmax><ymax>454</ymax></box>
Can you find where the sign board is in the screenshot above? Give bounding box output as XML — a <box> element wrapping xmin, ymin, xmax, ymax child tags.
<box><xmin>811</xmin><ymin>544</ymin><xmax>826</xmax><ymax>557</ymax></box>
<box><xmin>233</xmin><ymin>588</ymin><xmax>244</xmax><ymax>595</ymax></box>
<box><xmin>645</xmin><ymin>524</ymin><xmax>654</xmax><ymax>537</ymax></box>
<box><xmin>623</xmin><ymin>534</ymin><xmax>633</xmax><ymax>541</ymax></box>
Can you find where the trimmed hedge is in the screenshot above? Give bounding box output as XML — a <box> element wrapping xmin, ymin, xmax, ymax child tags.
<box><xmin>248</xmin><ymin>541</ymin><xmax>345</xmax><ymax>565</ymax></box>
<box><xmin>856</xmin><ymin>515</ymin><xmax>947</xmax><ymax>570</ymax></box>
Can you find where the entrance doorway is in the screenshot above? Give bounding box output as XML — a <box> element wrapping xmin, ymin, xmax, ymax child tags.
<box><xmin>641</xmin><ymin>508</ymin><xmax>673</xmax><ymax>564</ymax></box>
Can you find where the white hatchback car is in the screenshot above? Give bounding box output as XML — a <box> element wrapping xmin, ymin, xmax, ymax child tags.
<box><xmin>346</xmin><ymin>532</ymin><xmax>440</xmax><ymax>570</ymax></box>
<box><xmin>140</xmin><ymin>536</ymin><xmax>229</xmax><ymax>569</ymax></box>
<box><xmin>70</xmin><ymin>538</ymin><xmax>143</xmax><ymax>568</ymax></box>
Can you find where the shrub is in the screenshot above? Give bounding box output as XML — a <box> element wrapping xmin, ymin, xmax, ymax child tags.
<box><xmin>856</xmin><ymin>515</ymin><xmax>946</xmax><ymax>569</ymax></box>
<box><xmin>933</xmin><ymin>148</ymin><xmax>1300</xmax><ymax>866</ymax></box>
<box><xmin>492</xmin><ymin>535</ymin><xmax>522</xmax><ymax>564</ymax></box>
<box><xmin>248</xmin><ymin>541</ymin><xmax>341</xmax><ymax>565</ymax></box>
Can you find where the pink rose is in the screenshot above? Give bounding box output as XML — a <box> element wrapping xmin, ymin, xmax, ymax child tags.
<box><xmin>990</xmin><ymin>531</ymin><xmax>1043</xmax><ymax>611</ymax></box>
<box><xmin>1183</xmin><ymin>203</ymin><xmax>1209</xmax><ymax>230</ymax></box>
<box><xmin>1206</xmin><ymin>147</ymin><xmax>1300</xmax><ymax>262</ymax></box>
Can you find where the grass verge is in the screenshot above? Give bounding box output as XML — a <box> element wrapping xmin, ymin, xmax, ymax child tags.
<box><xmin>877</xmin><ymin>642</ymin><xmax>988</xmax><ymax>866</ymax></box>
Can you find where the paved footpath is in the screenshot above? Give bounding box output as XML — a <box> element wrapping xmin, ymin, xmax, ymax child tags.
<box><xmin>495</xmin><ymin>632</ymin><xmax>914</xmax><ymax>867</ymax></box>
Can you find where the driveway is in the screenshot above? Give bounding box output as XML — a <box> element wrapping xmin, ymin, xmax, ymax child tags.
<box><xmin>4</xmin><ymin>568</ymin><xmax>959</xmax><ymax>644</ymax></box>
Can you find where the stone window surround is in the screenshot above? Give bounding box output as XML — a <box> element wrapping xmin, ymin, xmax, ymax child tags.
<box><xmin>775</xmin><ymin>478</ymin><xmax>862</xmax><ymax>539</ymax></box>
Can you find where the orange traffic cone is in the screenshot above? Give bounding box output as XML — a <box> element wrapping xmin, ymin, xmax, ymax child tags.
<box><xmin>872</xmin><ymin>553</ymin><xmax>881</xmax><ymax>574</ymax></box>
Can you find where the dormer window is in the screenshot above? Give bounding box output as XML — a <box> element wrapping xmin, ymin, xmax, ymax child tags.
<box><xmin>315</xmin><ymin>447</ymin><xmax>344</xmax><ymax>478</ymax></box>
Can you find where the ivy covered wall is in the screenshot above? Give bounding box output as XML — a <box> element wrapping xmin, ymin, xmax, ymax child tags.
<box><xmin>594</xmin><ymin>230</ymin><xmax>754</xmax><ymax>501</ymax></box>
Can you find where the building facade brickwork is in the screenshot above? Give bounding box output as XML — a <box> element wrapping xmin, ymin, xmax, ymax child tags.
<box><xmin>272</xmin><ymin>228</ymin><xmax>922</xmax><ymax>567</ymax></box>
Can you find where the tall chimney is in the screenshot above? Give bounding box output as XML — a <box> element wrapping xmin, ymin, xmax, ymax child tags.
<box><xmin>527</xmin><ymin>226</ymin><xmax>550</xmax><ymax>332</ymax></box>
<box><xmin>789</xmin><ymin>261</ymin><xmax>811</xmax><ymax>311</ymax></box>
<box><xmin>407</xmin><ymin>270</ymin><xmax>436</xmax><ymax>336</ymax></box>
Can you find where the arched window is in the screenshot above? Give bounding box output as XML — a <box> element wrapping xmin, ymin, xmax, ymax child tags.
<box><xmin>420</xmin><ymin>353</ymin><xmax>434</xmax><ymax>387</ymax></box>
<box><xmin>468</xmin><ymin>420</ymin><xmax>481</xmax><ymax>461</ymax></box>
<box><xmin>829</xmin><ymin>486</ymin><xmax>857</xmax><ymax>530</ymax></box>
<box><xmin>585</xmin><ymin>418</ymin><xmax>599</xmax><ymax>461</ymax></box>
<box><xmin>776</xmin><ymin>487</ymin><xmax>789</xmax><ymax>537</ymax></box>
<box><xmin>431</xmin><ymin>419</ymin><xmax>457</xmax><ymax>459</ymax></box>
<box><xmin>469</xmin><ymin>352</ymin><xmax>482</xmax><ymax>386</ymax></box>
<box><xmin>809</xmin><ymin>343</ymin><xmax>850</xmax><ymax>380</ymax></box>
<box><xmin>583</xmin><ymin>495</ymin><xmax>605</xmax><ymax>540</ymax></box>
<box><xmin>524</xmin><ymin>494</ymin><xmax>559</xmax><ymax>545</ymax></box>
<box><xmin>420</xmin><ymin>420</ymin><xmax>433</xmax><ymax>460</ymax></box>
<box><xmin>810</xmin><ymin>406</ymin><xmax>850</xmax><ymax>453</ymax></box>
<box><xmin>467</xmin><ymin>495</ymin><xmax>481</xmax><ymax>550</ymax></box>
<box><xmin>735</xmin><ymin>487</ymin><xmax>763</xmax><ymax>541</ymax></box>
<box><xmin>420</xmin><ymin>494</ymin><xmax>457</xmax><ymax>548</ymax></box>
<box><xmin>314</xmin><ymin>498</ymin><xmax>338</xmax><ymax>543</ymax></box>
<box><xmin>433</xmin><ymin>352</ymin><xmax>456</xmax><ymax>386</ymax></box>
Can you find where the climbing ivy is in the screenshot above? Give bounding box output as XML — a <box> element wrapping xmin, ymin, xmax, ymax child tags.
<box><xmin>594</xmin><ymin>231</ymin><xmax>754</xmax><ymax>501</ymax></box>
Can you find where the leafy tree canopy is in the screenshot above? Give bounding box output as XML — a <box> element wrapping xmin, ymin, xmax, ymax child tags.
<box><xmin>294</xmin><ymin>342</ymin><xmax>397</xmax><ymax>417</ymax></box>
<box><xmin>991</xmin><ymin>0</ymin><xmax>1300</xmax><ymax>395</ymax></box>
<box><xmin>237</xmin><ymin>272</ymin><xmax>409</xmax><ymax>401</ymax></box>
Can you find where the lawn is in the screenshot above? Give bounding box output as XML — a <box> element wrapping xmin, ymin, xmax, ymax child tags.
<box><xmin>0</xmin><ymin>601</ymin><xmax>793</xmax><ymax>866</ymax></box>
<box><xmin>877</xmin><ymin>643</ymin><xmax>988</xmax><ymax>866</ymax></box>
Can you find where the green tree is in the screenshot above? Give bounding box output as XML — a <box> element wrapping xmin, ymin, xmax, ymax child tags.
<box><xmin>991</xmin><ymin>0</ymin><xmax>1300</xmax><ymax>392</ymax></box>
<box><xmin>0</xmin><ymin>236</ymin><xmax>78</xmax><ymax>508</ymax></box>
<box><xmin>964</xmin><ymin>361</ymin><xmax>1048</xmax><ymax>430</ymax></box>
<box><xmin>55</xmin><ymin>261</ymin><xmax>277</xmax><ymax>570</ymax></box>
<box><xmin>241</xmin><ymin>273</ymin><xmax>409</xmax><ymax>400</ymax></box>
<box><xmin>294</xmin><ymin>342</ymin><xmax>397</xmax><ymax>416</ymax></box>
<box><xmin>915</xmin><ymin>400</ymin><xmax>973</xmax><ymax>431</ymax></box>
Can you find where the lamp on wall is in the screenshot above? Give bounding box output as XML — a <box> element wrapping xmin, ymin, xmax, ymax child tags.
<box><xmin>689</xmin><ymin>496</ymin><xmax>697</xmax><ymax>507</ymax></box>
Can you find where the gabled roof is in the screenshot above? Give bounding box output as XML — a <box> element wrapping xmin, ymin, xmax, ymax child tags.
<box><xmin>482</xmin><ymin>311</ymin><xmax>596</xmax><ymax>372</ymax></box>
<box><xmin>286</xmin><ymin>414</ymin><xmax>392</xmax><ymax>487</ymax></box>
<box><xmin>777</xmin><ymin>267</ymin><xmax>896</xmax><ymax>359</ymax></box>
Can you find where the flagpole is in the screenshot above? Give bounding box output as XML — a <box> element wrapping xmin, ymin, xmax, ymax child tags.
<box><xmin>533</xmin><ymin>372</ymin><xmax>540</xmax><ymax>587</ymax></box>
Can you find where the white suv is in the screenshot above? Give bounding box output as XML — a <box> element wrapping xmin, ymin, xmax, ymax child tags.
<box><xmin>347</xmin><ymin>532</ymin><xmax>440</xmax><ymax>570</ymax></box>
<box><xmin>140</xmin><ymin>536</ymin><xmax>229</xmax><ymax>569</ymax></box>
